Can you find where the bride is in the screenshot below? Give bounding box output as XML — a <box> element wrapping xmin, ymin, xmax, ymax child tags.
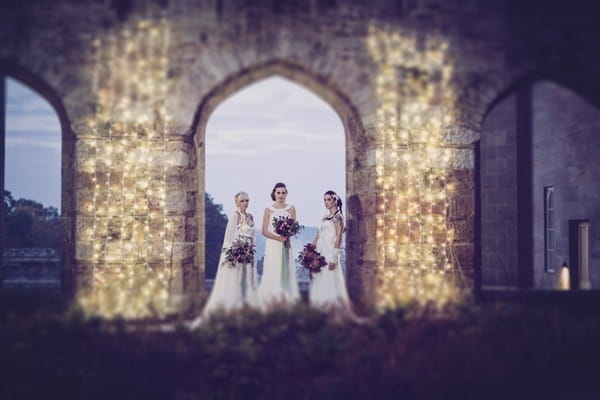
<box><xmin>190</xmin><ymin>191</ymin><xmax>257</xmax><ymax>327</ymax></box>
<box><xmin>256</xmin><ymin>182</ymin><xmax>300</xmax><ymax>308</ymax></box>
<box><xmin>309</xmin><ymin>190</ymin><xmax>357</xmax><ymax>319</ymax></box>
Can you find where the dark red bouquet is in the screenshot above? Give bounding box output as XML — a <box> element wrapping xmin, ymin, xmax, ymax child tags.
<box><xmin>222</xmin><ymin>239</ymin><xmax>256</xmax><ymax>266</ymax></box>
<box><xmin>297</xmin><ymin>243</ymin><xmax>327</xmax><ymax>275</ymax></box>
<box><xmin>272</xmin><ymin>216</ymin><xmax>303</xmax><ymax>248</ymax></box>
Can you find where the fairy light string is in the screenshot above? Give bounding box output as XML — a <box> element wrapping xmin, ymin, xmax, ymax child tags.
<box><xmin>367</xmin><ymin>25</ymin><xmax>461</xmax><ymax>308</ymax></box>
<box><xmin>77</xmin><ymin>10</ymin><xmax>173</xmax><ymax>319</ymax></box>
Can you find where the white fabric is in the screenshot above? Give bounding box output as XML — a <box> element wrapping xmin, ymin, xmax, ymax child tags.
<box><xmin>309</xmin><ymin>213</ymin><xmax>352</xmax><ymax>310</ymax></box>
<box><xmin>196</xmin><ymin>211</ymin><xmax>258</xmax><ymax>321</ymax></box>
<box><xmin>256</xmin><ymin>204</ymin><xmax>300</xmax><ymax>308</ymax></box>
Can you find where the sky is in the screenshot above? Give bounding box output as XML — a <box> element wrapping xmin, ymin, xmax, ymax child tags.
<box><xmin>206</xmin><ymin>76</ymin><xmax>345</xmax><ymax>227</ymax></box>
<box><xmin>4</xmin><ymin>75</ymin><xmax>346</xmax><ymax>226</ymax></box>
<box><xmin>4</xmin><ymin>78</ymin><xmax>62</xmax><ymax>210</ymax></box>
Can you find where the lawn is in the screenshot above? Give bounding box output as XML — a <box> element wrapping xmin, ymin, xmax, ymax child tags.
<box><xmin>1</xmin><ymin>290</ymin><xmax>599</xmax><ymax>399</ymax></box>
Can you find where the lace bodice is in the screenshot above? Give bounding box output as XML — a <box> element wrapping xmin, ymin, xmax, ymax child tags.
<box><xmin>317</xmin><ymin>211</ymin><xmax>344</xmax><ymax>263</ymax></box>
<box><xmin>237</xmin><ymin>212</ymin><xmax>255</xmax><ymax>241</ymax></box>
<box><xmin>222</xmin><ymin>211</ymin><xmax>255</xmax><ymax>248</ymax></box>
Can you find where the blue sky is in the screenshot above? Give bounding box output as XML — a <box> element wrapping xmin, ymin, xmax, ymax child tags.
<box><xmin>4</xmin><ymin>78</ymin><xmax>62</xmax><ymax>210</ymax></box>
<box><xmin>4</xmin><ymin>76</ymin><xmax>346</xmax><ymax>225</ymax></box>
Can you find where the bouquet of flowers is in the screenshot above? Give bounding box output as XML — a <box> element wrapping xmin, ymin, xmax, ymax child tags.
<box><xmin>272</xmin><ymin>216</ymin><xmax>303</xmax><ymax>248</ymax></box>
<box><xmin>297</xmin><ymin>243</ymin><xmax>327</xmax><ymax>275</ymax></box>
<box><xmin>222</xmin><ymin>239</ymin><xmax>256</xmax><ymax>267</ymax></box>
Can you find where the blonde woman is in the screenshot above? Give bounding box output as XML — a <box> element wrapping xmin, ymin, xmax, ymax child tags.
<box><xmin>190</xmin><ymin>191</ymin><xmax>257</xmax><ymax>327</ymax></box>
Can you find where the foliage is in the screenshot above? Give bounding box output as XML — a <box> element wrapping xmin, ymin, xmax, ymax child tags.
<box><xmin>204</xmin><ymin>193</ymin><xmax>228</xmax><ymax>279</ymax></box>
<box><xmin>3</xmin><ymin>190</ymin><xmax>61</xmax><ymax>249</ymax></box>
<box><xmin>1</xmin><ymin>294</ymin><xmax>600</xmax><ymax>400</ymax></box>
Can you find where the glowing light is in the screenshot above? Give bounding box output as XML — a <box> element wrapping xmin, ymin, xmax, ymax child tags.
<box><xmin>366</xmin><ymin>24</ymin><xmax>461</xmax><ymax>309</ymax></box>
<box><xmin>75</xmin><ymin>14</ymin><xmax>175</xmax><ymax>319</ymax></box>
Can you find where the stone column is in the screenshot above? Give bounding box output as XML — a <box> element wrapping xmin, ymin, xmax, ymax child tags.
<box><xmin>578</xmin><ymin>221</ymin><xmax>591</xmax><ymax>289</ymax></box>
<box><xmin>0</xmin><ymin>75</ymin><xmax>5</xmax><ymax>287</ymax></box>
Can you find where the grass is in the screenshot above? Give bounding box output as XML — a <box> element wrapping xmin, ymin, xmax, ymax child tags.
<box><xmin>1</xmin><ymin>290</ymin><xmax>600</xmax><ymax>399</ymax></box>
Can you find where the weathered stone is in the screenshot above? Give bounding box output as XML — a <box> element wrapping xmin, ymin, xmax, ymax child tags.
<box><xmin>4</xmin><ymin>0</ymin><xmax>600</xmax><ymax>305</ymax></box>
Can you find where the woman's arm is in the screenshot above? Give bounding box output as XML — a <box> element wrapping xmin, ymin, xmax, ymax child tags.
<box><xmin>289</xmin><ymin>206</ymin><xmax>297</xmax><ymax>221</ymax></box>
<box><xmin>262</xmin><ymin>208</ymin><xmax>285</xmax><ymax>241</ymax></box>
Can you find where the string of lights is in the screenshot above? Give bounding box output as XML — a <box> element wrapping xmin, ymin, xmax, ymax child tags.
<box><xmin>77</xmin><ymin>13</ymin><xmax>174</xmax><ymax>319</ymax></box>
<box><xmin>367</xmin><ymin>26</ymin><xmax>461</xmax><ymax>308</ymax></box>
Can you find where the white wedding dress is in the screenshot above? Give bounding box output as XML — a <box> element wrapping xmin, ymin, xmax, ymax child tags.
<box><xmin>256</xmin><ymin>204</ymin><xmax>300</xmax><ymax>308</ymax></box>
<box><xmin>195</xmin><ymin>211</ymin><xmax>258</xmax><ymax>321</ymax></box>
<box><xmin>309</xmin><ymin>212</ymin><xmax>353</xmax><ymax>312</ymax></box>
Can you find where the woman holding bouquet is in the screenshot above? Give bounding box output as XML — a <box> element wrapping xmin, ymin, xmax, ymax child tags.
<box><xmin>257</xmin><ymin>182</ymin><xmax>300</xmax><ymax>308</ymax></box>
<box><xmin>191</xmin><ymin>191</ymin><xmax>258</xmax><ymax>325</ymax></box>
<box><xmin>309</xmin><ymin>190</ymin><xmax>356</xmax><ymax>319</ymax></box>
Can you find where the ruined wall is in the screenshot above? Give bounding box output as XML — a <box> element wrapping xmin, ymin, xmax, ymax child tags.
<box><xmin>2</xmin><ymin>0</ymin><xmax>600</xmax><ymax>316</ymax></box>
<box><xmin>531</xmin><ymin>81</ymin><xmax>600</xmax><ymax>289</ymax></box>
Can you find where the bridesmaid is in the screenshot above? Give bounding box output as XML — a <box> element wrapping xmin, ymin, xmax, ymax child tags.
<box><xmin>309</xmin><ymin>190</ymin><xmax>357</xmax><ymax>320</ymax></box>
<box><xmin>256</xmin><ymin>182</ymin><xmax>300</xmax><ymax>308</ymax></box>
<box><xmin>189</xmin><ymin>191</ymin><xmax>257</xmax><ymax>327</ymax></box>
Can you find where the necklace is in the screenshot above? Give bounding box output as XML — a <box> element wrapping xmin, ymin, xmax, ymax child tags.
<box><xmin>324</xmin><ymin>209</ymin><xmax>340</xmax><ymax>220</ymax></box>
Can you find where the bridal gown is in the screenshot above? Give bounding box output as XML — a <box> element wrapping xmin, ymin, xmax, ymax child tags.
<box><xmin>309</xmin><ymin>212</ymin><xmax>352</xmax><ymax>311</ymax></box>
<box><xmin>256</xmin><ymin>204</ymin><xmax>300</xmax><ymax>308</ymax></box>
<box><xmin>200</xmin><ymin>211</ymin><xmax>258</xmax><ymax>317</ymax></box>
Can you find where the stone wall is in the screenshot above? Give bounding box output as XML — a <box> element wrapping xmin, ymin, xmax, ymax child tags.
<box><xmin>480</xmin><ymin>80</ymin><xmax>600</xmax><ymax>290</ymax></box>
<box><xmin>2</xmin><ymin>0</ymin><xmax>600</xmax><ymax>313</ymax></box>
<box><xmin>531</xmin><ymin>81</ymin><xmax>600</xmax><ymax>289</ymax></box>
<box><xmin>480</xmin><ymin>92</ymin><xmax>519</xmax><ymax>288</ymax></box>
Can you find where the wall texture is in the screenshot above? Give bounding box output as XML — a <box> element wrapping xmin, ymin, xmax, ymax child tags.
<box><xmin>531</xmin><ymin>81</ymin><xmax>600</xmax><ymax>289</ymax></box>
<box><xmin>2</xmin><ymin>0</ymin><xmax>600</xmax><ymax>315</ymax></box>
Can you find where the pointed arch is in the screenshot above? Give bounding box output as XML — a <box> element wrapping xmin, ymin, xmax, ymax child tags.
<box><xmin>190</xmin><ymin>59</ymin><xmax>371</xmax><ymax>302</ymax></box>
<box><xmin>0</xmin><ymin>59</ymin><xmax>75</xmax><ymax>293</ymax></box>
<box><xmin>478</xmin><ymin>64</ymin><xmax>600</xmax><ymax>291</ymax></box>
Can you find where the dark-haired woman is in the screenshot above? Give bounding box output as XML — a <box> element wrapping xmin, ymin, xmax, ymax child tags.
<box><xmin>256</xmin><ymin>182</ymin><xmax>300</xmax><ymax>308</ymax></box>
<box><xmin>309</xmin><ymin>190</ymin><xmax>355</xmax><ymax>318</ymax></box>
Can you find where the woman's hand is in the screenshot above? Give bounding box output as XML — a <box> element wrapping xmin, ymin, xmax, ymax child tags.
<box><xmin>328</xmin><ymin>261</ymin><xmax>336</xmax><ymax>270</ymax></box>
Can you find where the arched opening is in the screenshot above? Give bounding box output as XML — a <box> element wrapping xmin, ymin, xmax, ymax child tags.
<box><xmin>190</xmin><ymin>60</ymin><xmax>369</xmax><ymax>303</ymax></box>
<box><xmin>204</xmin><ymin>75</ymin><xmax>346</xmax><ymax>291</ymax></box>
<box><xmin>479</xmin><ymin>72</ymin><xmax>600</xmax><ymax>291</ymax></box>
<box><xmin>0</xmin><ymin>61</ymin><xmax>74</xmax><ymax>292</ymax></box>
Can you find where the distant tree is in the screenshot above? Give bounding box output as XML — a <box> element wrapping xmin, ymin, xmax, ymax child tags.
<box><xmin>3</xmin><ymin>190</ymin><xmax>15</xmax><ymax>218</ymax></box>
<box><xmin>3</xmin><ymin>191</ymin><xmax>61</xmax><ymax>249</ymax></box>
<box><xmin>204</xmin><ymin>193</ymin><xmax>228</xmax><ymax>279</ymax></box>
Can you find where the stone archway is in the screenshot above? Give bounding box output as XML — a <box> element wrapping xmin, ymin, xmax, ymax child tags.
<box><xmin>479</xmin><ymin>66</ymin><xmax>600</xmax><ymax>291</ymax></box>
<box><xmin>189</xmin><ymin>59</ymin><xmax>372</xmax><ymax>304</ymax></box>
<box><xmin>0</xmin><ymin>60</ymin><xmax>75</xmax><ymax>292</ymax></box>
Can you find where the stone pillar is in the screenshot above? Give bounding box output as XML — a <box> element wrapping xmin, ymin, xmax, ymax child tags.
<box><xmin>516</xmin><ymin>85</ymin><xmax>534</xmax><ymax>288</ymax></box>
<box><xmin>578</xmin><ymin>221</ymin><xmax>591</xmax><ymax>289</ymax></box>
<box><xmin>0</xmin><ymin>75</ymin><xmax>5</xmax><ymax>287</ymax></box>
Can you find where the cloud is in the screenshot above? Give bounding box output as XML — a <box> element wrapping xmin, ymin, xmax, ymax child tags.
<box><xmin>205</xmin><ymin>76</ymin><xmax>346</xmax><ymax>224</ymax></box>
<box><xmin>6</xmin><ymin>78</ymin><xmax>58</xmax><ymax>115</ymax></box>
<box><xmin>212</xmin><ymin>76</ymin><xmax>336</xmax><ymax>116</ymax></box>
<box><xmin>5</xmin><ymin>131</ymin><xmax>61</xmax><ymax>150</ymax></box>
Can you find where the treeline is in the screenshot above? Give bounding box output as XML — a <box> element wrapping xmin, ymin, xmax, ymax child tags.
<box><xmin>2</xmin><ymin>190</ymin><xmax>228</xmax><ymax>276</ymax></box>
<box><xmin>3</xmin><ymin>190</ymin><xmax>61</xmax><ymax>250</ymax></box>
<box><xmin>204</xmin><ymin>193</ymin><xmax>228</xmax><ymax>280</ymax></box>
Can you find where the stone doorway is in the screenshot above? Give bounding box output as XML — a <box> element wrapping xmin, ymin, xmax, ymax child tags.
<box><xmin>189</xmin><ymin>60</ymin><xmax>371</xmax><ymax>303</ymax></box>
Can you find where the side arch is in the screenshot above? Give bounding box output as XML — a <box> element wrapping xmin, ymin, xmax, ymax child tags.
<box><xmin>0</xmin><ymin>59</ymin><xmax>75</xmax><ymax>293</ymax></box>
<box><xmin>478</xmin><ymin>64</ymin><xmax>600</xmax><ymax>291</ymax></box>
